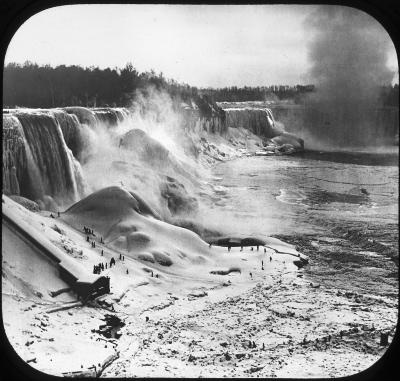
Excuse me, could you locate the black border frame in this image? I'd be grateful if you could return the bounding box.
[0,1,399,381]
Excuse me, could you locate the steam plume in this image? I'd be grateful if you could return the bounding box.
[303,6,396,148]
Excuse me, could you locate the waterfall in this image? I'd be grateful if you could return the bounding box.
[2,106,133,207]
[92,108,131,128]
[64,106,98,127]
[51,109,82,158]
[224,107,283,138]
[3,110,86,206]
[3,115,27,196]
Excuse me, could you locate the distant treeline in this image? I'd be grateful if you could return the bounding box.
[3,62,199,108]
[201,84,399,106]
[201,84,315,103]
[3,62,398,108]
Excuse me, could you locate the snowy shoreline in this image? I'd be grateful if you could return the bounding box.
[2,181,397,377]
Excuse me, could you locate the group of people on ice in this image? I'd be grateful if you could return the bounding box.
[93,257,117,274]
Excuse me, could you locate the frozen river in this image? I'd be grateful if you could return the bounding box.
[208,151,398,237]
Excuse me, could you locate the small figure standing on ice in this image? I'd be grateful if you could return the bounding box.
[249,272,253,279]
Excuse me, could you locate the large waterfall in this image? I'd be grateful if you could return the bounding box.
[2,103,229,210]
[2,107,131,209]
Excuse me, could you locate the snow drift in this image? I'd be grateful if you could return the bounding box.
[62,186,215,269]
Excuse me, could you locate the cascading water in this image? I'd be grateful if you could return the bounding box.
[64,106,98,127]
[3,115,27,196]
[93,108,121,128]
[2,110,87,207]
[50,109,83,158]
[2,106,135,208]
[2,102,229,212]
[223,107,283,138]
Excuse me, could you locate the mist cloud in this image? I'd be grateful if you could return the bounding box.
[303,5,396,148]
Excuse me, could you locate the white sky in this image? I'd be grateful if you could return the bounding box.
[5,4,398,88]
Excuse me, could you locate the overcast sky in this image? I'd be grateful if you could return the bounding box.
[5,4,398,88]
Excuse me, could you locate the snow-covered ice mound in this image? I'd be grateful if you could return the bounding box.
[119,128,196,181]
[62,186,216,269]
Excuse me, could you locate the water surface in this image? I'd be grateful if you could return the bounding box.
[208,151,398,237]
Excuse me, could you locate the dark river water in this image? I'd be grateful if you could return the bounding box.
[206,151,398,237]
